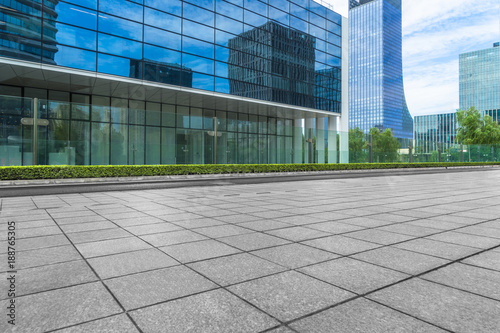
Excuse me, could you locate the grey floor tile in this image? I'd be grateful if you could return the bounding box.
[393,238,479,260]
[462,250,500,271]
[88,248,179,279]
[266,327,295,333]
[300,257,409,294]
[124,222,183,235]
[352,247,450,275]
[266,226,330,242]
[306,221,364,234]
[140,230,207,247]
[272,215,327,226]
[105,265,217,310]
[214,214,262,223]
[0,282,122,333]
[19,225,62,239]
[0,260,96,299]
[376,224,442,237]
[60,221,117,234]
[160,239,241,263]
[0,234,70,254]
[188,253,286,286]
[236,220,292,231]
[66,228,131,244]
[421,263,500,301]
[218,232,290,251]
[130,289,278,333]
[427,231,500,249]
[53,314,139,333]
[9,245,81,270]
[341,216,394,228]
[303,235,381,255]
[76,237,151,258]
[194,225,253,238]
[54,215,108,225]
[456,225,500,239]
[171,217,226,229]
[345,229,415,245]
[368,278,500,333]
[252,243,338,269]
[408,219,466,231]
[291,298,447,333]
[228,271,354,322]
[111,216,166,227]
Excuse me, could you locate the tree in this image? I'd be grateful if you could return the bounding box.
[349,127,367,162]
[369,128,400,162]
[456,107,500,145]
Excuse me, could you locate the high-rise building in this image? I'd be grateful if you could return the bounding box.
[414,113,457,153]
[0,0,348,166]
[459,43,500,122]
[348,0,413,139]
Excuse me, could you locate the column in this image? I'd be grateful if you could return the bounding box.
[293,118,303,164]
[328,116,338,163]
[316,115,325,163]
[304,117,314,163]
[340,15,350,164]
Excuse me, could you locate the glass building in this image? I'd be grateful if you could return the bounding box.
[0,0,348,166]
[414,113,457,153]
[348,0,413,139]
[459,43,500,122]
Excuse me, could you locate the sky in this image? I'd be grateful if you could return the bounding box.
[324,0,500,117]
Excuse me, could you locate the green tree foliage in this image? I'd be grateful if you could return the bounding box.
[369,128,400,162]
[456,107,500,144]
[349,127,367,162]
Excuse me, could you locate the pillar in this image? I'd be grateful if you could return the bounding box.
[293,118,303,164]
[316,116,325,163]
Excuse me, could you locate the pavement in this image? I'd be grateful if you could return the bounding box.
[1,169,500,332]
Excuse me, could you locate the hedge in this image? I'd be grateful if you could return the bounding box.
[0,162,499,181]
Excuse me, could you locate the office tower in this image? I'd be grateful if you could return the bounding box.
[349,0,413,139]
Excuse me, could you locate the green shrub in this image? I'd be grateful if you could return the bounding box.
[0,162,498,181]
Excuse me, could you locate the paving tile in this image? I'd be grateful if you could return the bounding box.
[0,260,96,299]
[111,216,166,227]
[370,213,418,223]
[266,226,330,242]
[408,219,465,231]
[228,271,354,322]
[376,224,442,237]
[352,246,450,275]
[345,229,415,245]
[105,265,217,310]
[303,235,381,255]
[272,215,327,226]
[300,257,409,294]
[140,230,207,247]
[130,289,277,333]
[76,237,151,258]
[393,238,479,260]
[5,245,81,270]
[462,251,500,271]
[188,253,286,286]
[0,282,122,333]
[171,217,226,229]
[194,225,253,238]
[236,220,292,231]
[340,216,394,228]
[124,222,183,235]
[66,228,131,244]
[456,225,500,239]
[218,232,290,251]
[214,214,262,223]
[427,231,500,249]
[306,221,364,234]
[422,263,500,301]
[291,298,447,333]
[0,234,70,254]
[88,249,179,279]
[53,314,139,333]
[54,215,108,225]
[160,239,241,263]
[19,225,62,239]
[252,243,338,269]
[16,219,56,229]
[60,221,118,234]
[266,327,295,333]
[368,278,500,333]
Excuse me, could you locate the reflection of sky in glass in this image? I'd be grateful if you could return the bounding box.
[144,26,181,50]
[99,0,143,22]
[54,46,96,71]
[144,8,181,33]
[145,0,182,16]
[99,14,142,41]
[55,3,97,30]
[62,0,97,10]
[98,33,142,59]
[54,23,96,50]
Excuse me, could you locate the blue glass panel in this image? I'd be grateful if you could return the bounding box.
[215,77,230,93]
[327,44,341,57]
[243,9,266,27]
[144,26,181,50]
[54,45,96,71]
[144,44,181,64]
[98,34,142,59]
[183,3,214,26]
[183,20,214,43]
[290,3,307,20]
[327,9,342,25]
[183,0,214,11]
[215,30,236,48]
[99,0,143,22]
[315,38,326,53]
[54,2,97,30]
[98,53,140,78]
[145,0,182,16]
[144,8,181,33]
[216,15,243,35]
[327,33,341,47]
[223,0,243,6]
[309,23,325,40]
[192,73,214,91]
[215,45,229,62]
[310,12,326,28]
[216,1,243,21]
[99,14,143,41]
[270,0,289,13]
[292,0,308,8]
[325,54,340,67]
[290,16,307,32]
[244,0,267,15]
[62,0,97,10]
[183,54,214,75]
[52,23,96,50]
[308,1,326,17]
[182,36,214,59]
[215,61,228,78]
[328,23,341,36]
[269,7,288,26]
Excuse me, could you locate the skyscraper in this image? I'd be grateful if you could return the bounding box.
[349,0,413,139]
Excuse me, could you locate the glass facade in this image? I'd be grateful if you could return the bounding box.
[414,113,457,153]
[0,0,343,111]
[459,44,500,119]
[348,0,413,139]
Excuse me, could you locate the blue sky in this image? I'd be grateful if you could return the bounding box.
[325,0,500,116]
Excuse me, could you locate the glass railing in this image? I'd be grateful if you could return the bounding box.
[1,95,498,166]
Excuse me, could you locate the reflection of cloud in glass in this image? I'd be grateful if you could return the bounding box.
[144,8,181,33]
[55,23,96,50]
[182,37,214,58]
[56,2,97,30]
[98,34,142,59]
[183,54,214,75]
[99,14,142,41]
[99,0,143,22]
[54,46,96,71]
[183,3,214,26]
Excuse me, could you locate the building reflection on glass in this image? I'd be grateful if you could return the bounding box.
[130,59,193,88]
[315,67,341,112]
[228,22,316,109]
[0,0,59,64]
